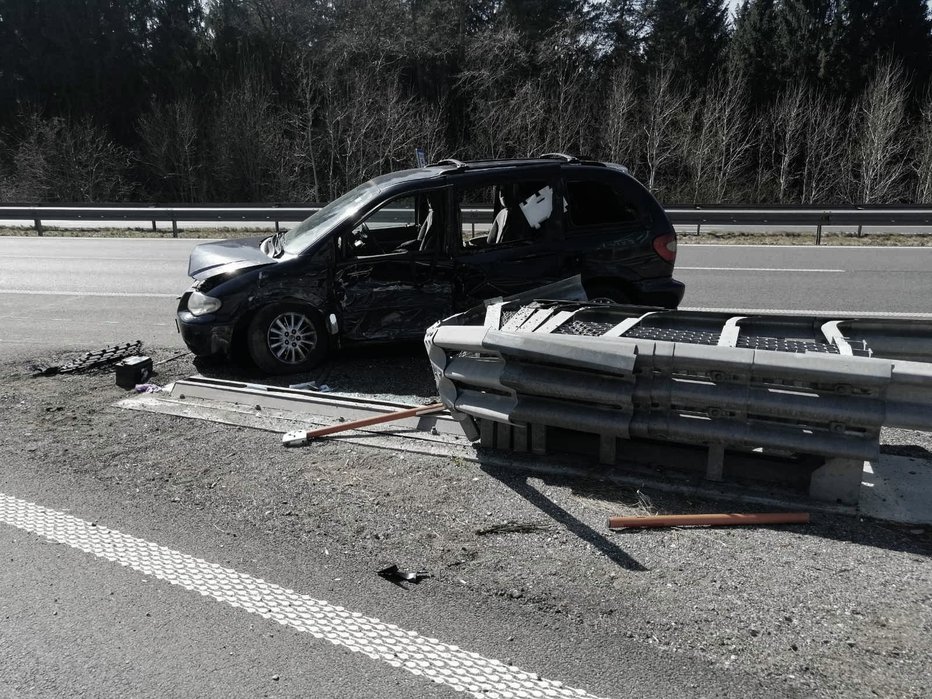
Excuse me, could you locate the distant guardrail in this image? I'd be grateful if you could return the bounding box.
[2,204,932,243]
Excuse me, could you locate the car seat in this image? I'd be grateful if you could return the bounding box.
[487,188,523,245]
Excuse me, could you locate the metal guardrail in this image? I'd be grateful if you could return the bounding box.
[169,376,465,437]
[2,204,932,242]
[424,289,932,505]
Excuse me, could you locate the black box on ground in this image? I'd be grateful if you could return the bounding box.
[115,355,153,389]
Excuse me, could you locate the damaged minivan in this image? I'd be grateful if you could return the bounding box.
[177,155,685,374]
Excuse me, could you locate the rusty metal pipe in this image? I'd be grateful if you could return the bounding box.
[282,403,446,447]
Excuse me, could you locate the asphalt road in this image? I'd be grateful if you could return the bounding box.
[2,235,930,697]
[1,236,931,364]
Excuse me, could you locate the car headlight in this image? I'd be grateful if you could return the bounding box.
[187,291,222,316]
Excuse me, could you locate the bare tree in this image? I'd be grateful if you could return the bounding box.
[912,89,932,203]
[458,24,546,159]
[680,68,753,203]
[601,62,639,169]
[138,98,203,201]
[210,74,288,201]
[800,91,847,205]
[5,111,132,202]
[641,61,687,196]
[769,83,807,203]
[311,57,447,199]
[852,60,909,204]
[536,26,599,156]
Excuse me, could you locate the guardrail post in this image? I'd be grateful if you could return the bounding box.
[151,220,157,232]
[171,218,178,238]
[33,217,43,236]
[275,220,280,233]
[816,223,822,245]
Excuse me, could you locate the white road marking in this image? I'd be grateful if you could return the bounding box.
[0,289,177,298]
[679,266,845,272]
[0,492,601,699]
[681,306,932,319]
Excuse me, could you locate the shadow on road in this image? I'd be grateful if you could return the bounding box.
[479,459,648,572]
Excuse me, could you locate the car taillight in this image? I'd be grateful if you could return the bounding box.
[652,233,677,263]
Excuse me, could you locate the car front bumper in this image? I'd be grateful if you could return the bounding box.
[177,309,236,357]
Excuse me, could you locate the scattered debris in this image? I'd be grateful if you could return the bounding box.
[288,381,332,392]
[608,512,810,530]
[289,381,318,390]
[134,383,163,393]
[282,402,446,447]
[378,565,431,585]
[32,341,143,377]
[476,521,551,536]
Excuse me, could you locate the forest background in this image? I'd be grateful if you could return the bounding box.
[2,0,932,206]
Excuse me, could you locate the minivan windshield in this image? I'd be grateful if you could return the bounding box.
[281,181,381,255]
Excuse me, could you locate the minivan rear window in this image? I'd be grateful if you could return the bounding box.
[565,180,640,228]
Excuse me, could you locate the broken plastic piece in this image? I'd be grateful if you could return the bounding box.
[378,565,431,585]
[289,381,320,391]
[134,383,163,393]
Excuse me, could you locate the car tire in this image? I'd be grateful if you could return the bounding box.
[584,282,631,305]
[247,303,327,375]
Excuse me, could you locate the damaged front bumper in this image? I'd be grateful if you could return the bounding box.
[177,307,236,358]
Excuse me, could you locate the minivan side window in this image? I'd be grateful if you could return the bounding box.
[564,179,640,229]
[344,191,443,257]
[458,180,552,251]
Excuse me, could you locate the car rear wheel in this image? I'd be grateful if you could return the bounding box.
[247,304,327,374]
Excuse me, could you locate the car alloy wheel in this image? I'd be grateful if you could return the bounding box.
[267,311,318,365]
[247,303,327,374]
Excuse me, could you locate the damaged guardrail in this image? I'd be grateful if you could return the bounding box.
[425,289,932,506]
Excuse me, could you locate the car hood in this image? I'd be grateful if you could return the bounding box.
[187,236,275,280]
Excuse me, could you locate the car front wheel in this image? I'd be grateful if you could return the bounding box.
[247,303,327,374]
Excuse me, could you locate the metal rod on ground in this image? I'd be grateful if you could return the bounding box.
[282,402,446,447]
[607,512,810,529]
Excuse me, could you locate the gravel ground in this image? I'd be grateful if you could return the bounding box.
[2,345,931,697]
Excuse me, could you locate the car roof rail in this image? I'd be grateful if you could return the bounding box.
[540,152,606,167]
[430,158,468,171]
[539,152,579,163]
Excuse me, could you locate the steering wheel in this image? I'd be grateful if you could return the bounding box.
[353,224,370,249]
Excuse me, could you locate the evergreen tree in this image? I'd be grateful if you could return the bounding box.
[643,0,730,88]
[729,0,781,106]
[827,0,932,98]
[589,0,647,62]
[149,0,207,100]
[500,0,585,44]
[0,0,153,139]
[773,0,836,89]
